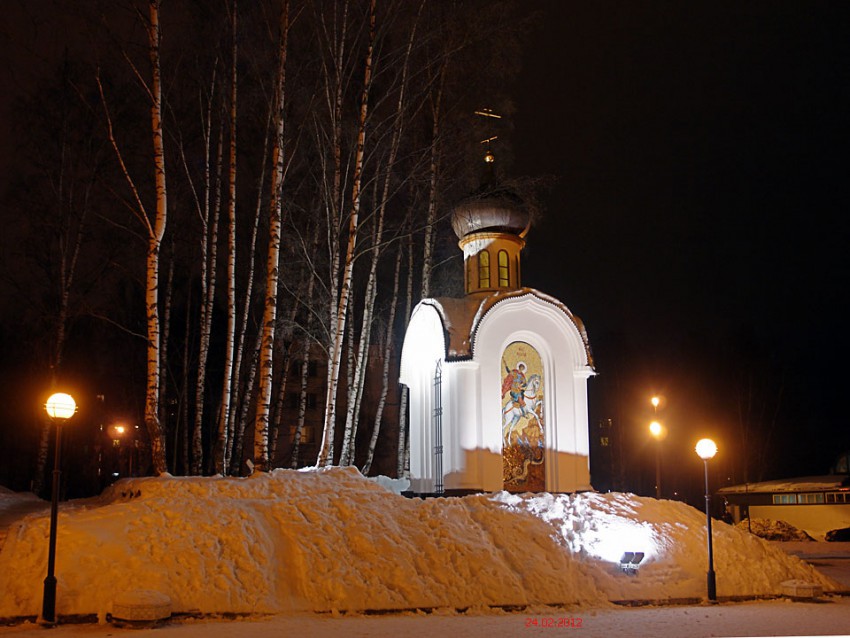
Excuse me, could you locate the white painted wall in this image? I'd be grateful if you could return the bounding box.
[400,293,594,493]
[474,295,594,492]
[399,304,444,493]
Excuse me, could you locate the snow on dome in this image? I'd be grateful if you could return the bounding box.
[0,468,840,620]
[451,188,530,240]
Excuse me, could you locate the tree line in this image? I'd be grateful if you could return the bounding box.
[0,0,529,492]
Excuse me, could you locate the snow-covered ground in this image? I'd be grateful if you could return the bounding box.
[1,599,850,638]
[1,468,848,637]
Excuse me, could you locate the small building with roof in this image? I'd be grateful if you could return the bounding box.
[399,185,595,495]
[719,453,850,539]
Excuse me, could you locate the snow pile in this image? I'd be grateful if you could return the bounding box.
[0,468,839,620]
[494,492,835,601]
[736,518,815,542]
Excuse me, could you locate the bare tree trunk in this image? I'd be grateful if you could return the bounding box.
[290,337,312,469]
[362,243,403,475]
[32,118,93,493]
[269,302,300,466]
[144,0,168,474]
[233,327,263,474]
[338,184,381,466]
[397,233,414,477]
[317,0,376,467]
[338,313,357,465]
[290,222,321,469]
[342,9,418,467]
[159,246,175,469]
[312,0,349,467]
[225,104,272,472]
[192,85,224,476]
[180,303,191,474]
[216,0,239,475]
[33,225,86,492]
[420,61,446,299]
[96,0,168,474]
[253,0,290,471]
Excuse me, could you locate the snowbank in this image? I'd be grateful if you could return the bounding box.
[0,468,839,619]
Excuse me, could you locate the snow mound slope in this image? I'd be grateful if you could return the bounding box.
[0,467,839,618]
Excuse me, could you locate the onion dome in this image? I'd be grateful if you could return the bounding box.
[451,185,530,241]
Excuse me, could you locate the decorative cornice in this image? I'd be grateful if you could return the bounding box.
[423,289,594,368]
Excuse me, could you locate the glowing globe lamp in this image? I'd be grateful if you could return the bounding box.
[41,392,76,625]
[695,438,717,460]
[45,393,76,420]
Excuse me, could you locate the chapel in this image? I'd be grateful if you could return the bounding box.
[399,179,595,495]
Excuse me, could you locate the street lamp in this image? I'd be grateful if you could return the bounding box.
[649,421,665,498]
[695,437,718,602]
[42,392,76,625]
[108,423,127,447]
[108,423,127,480]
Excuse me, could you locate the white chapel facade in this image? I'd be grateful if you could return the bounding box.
[399,188,595,495]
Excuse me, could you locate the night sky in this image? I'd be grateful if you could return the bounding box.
[513,2,850,486]
[1,2,849,494]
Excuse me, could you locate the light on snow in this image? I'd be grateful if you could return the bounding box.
[580,517,659,564]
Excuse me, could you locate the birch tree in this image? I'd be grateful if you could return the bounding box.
[142,0,169,475]
[215,0,239,476]
[6,0,529,483]
[289,220,322,468]
[316,0,377,467]
[361,242,404,474]
[253,0,291,471]
[185,108,224,475]
[96,0,169,474]
[397,233,414,477]
[225,101,272,474]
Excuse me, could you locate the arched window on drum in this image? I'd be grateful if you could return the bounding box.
[478,250,490,289]
[498,250,509,287]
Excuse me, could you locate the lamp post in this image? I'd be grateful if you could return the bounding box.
[695,437,718,602]
[649,397,663,498]
[649,420,664,498]
[42,392,76,625]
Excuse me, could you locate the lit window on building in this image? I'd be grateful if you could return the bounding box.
[498,250,509,287]
[478,250,490,288]
[290,425,314,444]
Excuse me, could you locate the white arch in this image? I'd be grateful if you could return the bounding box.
[400,292,594,494]
[474,294,594,491]
[399,303,446,493]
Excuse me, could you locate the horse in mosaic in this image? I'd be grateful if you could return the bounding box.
[502,373,543,443]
